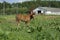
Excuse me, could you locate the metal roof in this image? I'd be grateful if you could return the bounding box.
[37,7,60,12]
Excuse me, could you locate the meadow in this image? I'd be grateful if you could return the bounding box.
[0,15,60,40]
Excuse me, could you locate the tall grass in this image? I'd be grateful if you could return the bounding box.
[0,15,60,40]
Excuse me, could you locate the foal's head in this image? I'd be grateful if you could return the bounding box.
[28,11,35,19]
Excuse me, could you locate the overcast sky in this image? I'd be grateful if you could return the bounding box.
[0,0,31,3]
[0,0,60,3]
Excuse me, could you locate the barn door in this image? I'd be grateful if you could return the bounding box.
[38,10,41,14]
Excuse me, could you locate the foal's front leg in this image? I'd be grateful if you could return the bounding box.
[25,21,30,27]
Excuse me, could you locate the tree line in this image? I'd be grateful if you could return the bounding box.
[0,0,60,15]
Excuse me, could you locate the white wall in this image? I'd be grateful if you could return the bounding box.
[45,11,60,15]
[45,11,51,14]
[51,12,60,15]
[40,11,43,13]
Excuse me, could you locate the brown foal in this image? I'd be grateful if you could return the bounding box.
[16,11,35,26]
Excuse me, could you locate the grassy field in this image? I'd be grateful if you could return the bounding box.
[0,15,60,40]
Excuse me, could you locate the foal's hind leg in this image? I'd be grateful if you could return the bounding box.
[16,20,21,30]
[16,20,20,26]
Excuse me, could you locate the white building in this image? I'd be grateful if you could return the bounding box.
[33,7,60,15]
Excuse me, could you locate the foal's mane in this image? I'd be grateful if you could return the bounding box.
[28,11,35,19]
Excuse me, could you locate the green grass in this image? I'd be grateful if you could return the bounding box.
[0,15,60,40]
